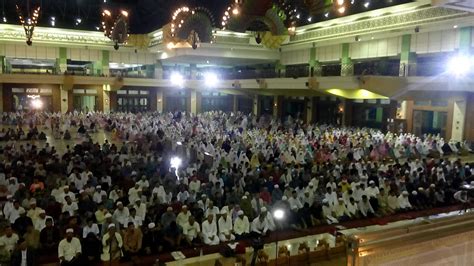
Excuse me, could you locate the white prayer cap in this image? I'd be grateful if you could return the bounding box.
[430,184,436,188]
[369,180,375,184]
[237,210,244,215]
[282,196,288,201]
[242,196,247,200]
[19,208,26,215]
[167,207,173,211]
[131,171,137,176]
[39,209,46,214]
[96,185,101,189]
[148,223,156,229]
[108,224,116,229]
[105,213,112,218]
[261,207,267,212]
[182,205,188,209]
[338,198,344,201]
[274,184,279,189]
[63,185,69,189]
[79,189,85,194]
[418,187,424,191]
[116,201,123,206]
[412,191,418,196]
[66,228,74,234]
[201,194,207,198]
[402,191,409,196]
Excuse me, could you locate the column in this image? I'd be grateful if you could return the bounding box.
[451,99,467,141]
[190,90,201,114]
[341,43,353,77]
[154,61,163,79]
[253,95,260,116]
[0,84,3,112]
[309,46,322,77]
[342,99,353,127]
[272,96,280,117]
[399,34,417,77]
[102,85,111,114]
[58,47,68,74]
[101,50,110,77]
[275,60,286,78]
[0,56,4,74]
[157,90,164,112]
[233,95,238,113]
[306,98,313,124]
[60,86,68,113]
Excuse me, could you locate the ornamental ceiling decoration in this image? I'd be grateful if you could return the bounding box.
[164,6,216,50]
[16,0,41,46]
[101,8,129,50]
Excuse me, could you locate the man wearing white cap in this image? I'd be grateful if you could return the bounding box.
[176,205,191,229]
[233,210,250,239]
[62,196,79,216]
[58,228,82,265]
[182,216,201,246]
[112,202,130,227]
[251,211,270,237]
[93,186,107,204]
[128,184,141,205]
[34,209,53,232]
[201,214,219,245]
[218,209,235,242]
[398,191,412,211]
[7,200,25,224]
[101,224,122,264]
[27,198,44,224]
[322,199,338,224]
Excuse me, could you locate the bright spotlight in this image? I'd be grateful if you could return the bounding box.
[447,56,472,77]
[170,156,182,178]
[31,99,43,109]
[204,72,218,87]
[273,209,285,220]
[364,2,370,8]
[121,10,129,17]
[232,8,239,15]
[170,72,184,87]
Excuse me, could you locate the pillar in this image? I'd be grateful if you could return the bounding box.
[275,60,286,78]
[399,34,417,77]
[233,95,238,113]
[0,56,4,74]
[253,95,260,116]
[154,61,164,79]
[155,90,164,112]
[309,46,322,77]
[190,90,201,114]
[342,99,353,127]
[101,51,110,77]
[102,85,111,114]
[58,47,68,74]
[0,84,3,112]
[451,99,467,141]
[306,98,313,124]
[60,86,68,113]
[341,43,353,77]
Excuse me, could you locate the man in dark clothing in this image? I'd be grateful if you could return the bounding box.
[11,238,36,266]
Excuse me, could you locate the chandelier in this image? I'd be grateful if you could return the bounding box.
[101,9,129,50]
[16,0,41,46]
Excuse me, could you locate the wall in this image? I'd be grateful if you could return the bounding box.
[464,93,474,142]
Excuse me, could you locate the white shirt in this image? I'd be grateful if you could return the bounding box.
[62,202,78,216]
[288,197,303,210]
[113,207,130,226]
[182,222,200,240]
[251,217,269,234]
[218,216,233,235]
[34,215,53,232]
[7,207,24,224]
[0,233,19,254]
[233,216,250,235]
[398,195,412,209]
[176,211,191,228]
[201,220,218,238]
[358,200,375,216]
[82,224,100,238]
[58,237,82,262]
[93,190,107,204]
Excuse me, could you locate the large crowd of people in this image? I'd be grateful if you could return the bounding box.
[0,110,472,266]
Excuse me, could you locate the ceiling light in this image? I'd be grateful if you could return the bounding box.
[338,7,346,14]
[307,17,312,22]
[2,17,6,23]
[324,12,329,18]
[121,10,128,17]
[170,72,184,87]
[447,55,472,77]
[364,2,370,8]
[453,25,458,28]
[232,8,239,15]
[204,72,218,87]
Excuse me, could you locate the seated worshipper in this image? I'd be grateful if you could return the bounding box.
[322,198,339,224]
[201,214,220,245]
[62,196,79,216]
[204,200,220,220]
[176,205,191,229]
[82,218,100,239]
[82,232,101,263]
[58,228,82,266]
[251,211,271,237]
[398,191,412,211]
[13,208,33,237]
[92,186,107,204]
[233,210,250,239]
[163,221,183,250]
[143,223,163,255]
[387,190,400,212]
[161,206,177,229]
[333,198,351,222]
[0,225,19,264]
[128,208,143,228]
[123,222,143,260]
[358,195,375,218]
[346,197,359,219]
[34,209,53,232]
[10,237,35,266]
[112,202,130,228]
[37,218,58,252]
[218,209,235,242]
[24,224,40,250]
[101,224,123,265]
[182,216,201,246]
[6,200,25,225]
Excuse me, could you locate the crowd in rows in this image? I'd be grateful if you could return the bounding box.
[0,111,471,266]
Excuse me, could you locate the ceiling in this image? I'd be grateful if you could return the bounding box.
[1,0,415,34]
